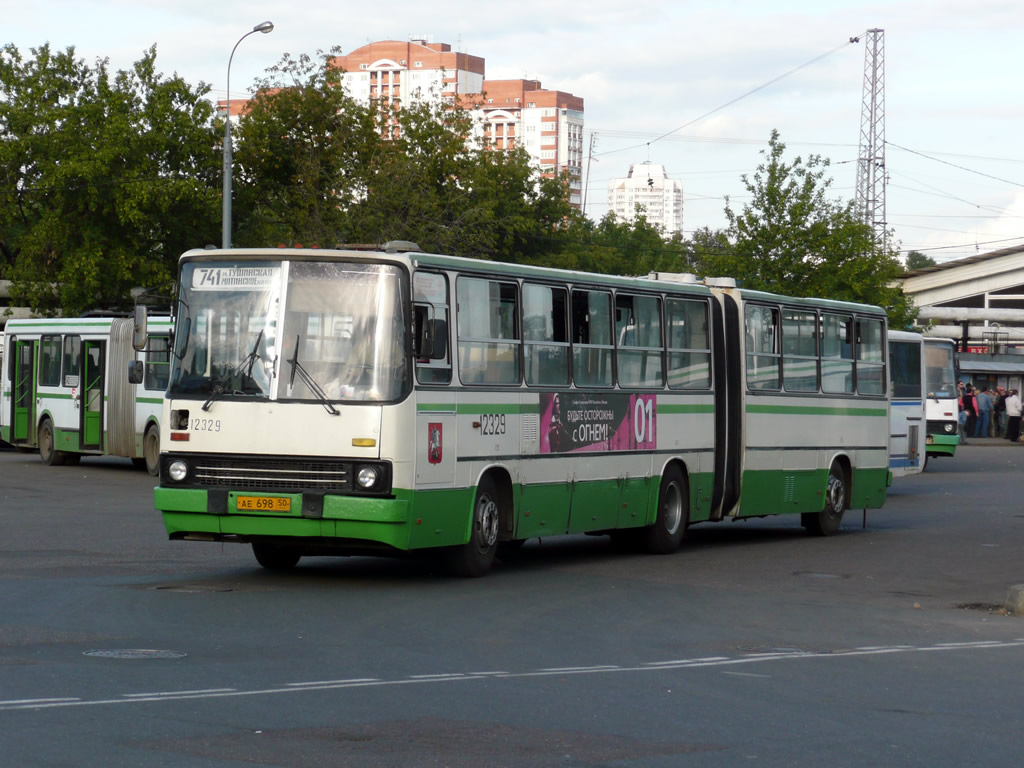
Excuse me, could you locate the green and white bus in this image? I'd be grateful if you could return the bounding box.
[923,336,959,460]
[1,316,171,474]
[143,246,891,575]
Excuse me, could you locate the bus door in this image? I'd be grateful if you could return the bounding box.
[80,340,105,450]
[12,339,37,444]
[707,292,743,520]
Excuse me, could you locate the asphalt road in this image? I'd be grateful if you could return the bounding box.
[1,441,1023,767]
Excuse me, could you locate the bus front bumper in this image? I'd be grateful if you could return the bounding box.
[154,486,473,551]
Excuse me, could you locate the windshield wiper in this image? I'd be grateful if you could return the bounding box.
[201,330,269,412]
[286,334,339,416]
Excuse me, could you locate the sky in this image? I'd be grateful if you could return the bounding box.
[5,0,1023,263]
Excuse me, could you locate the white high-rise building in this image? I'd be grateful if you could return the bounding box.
[608,163,683,237]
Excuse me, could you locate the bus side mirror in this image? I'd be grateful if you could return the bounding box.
[414,307,448,360]
[128,360,144,384]
[428,319,448,360]
[132,306,148,352]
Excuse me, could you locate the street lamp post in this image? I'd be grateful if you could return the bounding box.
[222,21,274,250]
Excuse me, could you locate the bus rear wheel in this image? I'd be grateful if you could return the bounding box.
[643,466,688,554]
[38,419,66,466]
[446,476,501,577]
[252,542,301,570]
[803,462,847,536]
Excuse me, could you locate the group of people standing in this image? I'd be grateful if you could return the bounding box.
[958,382,1023,443]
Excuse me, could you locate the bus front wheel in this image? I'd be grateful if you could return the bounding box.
[643,466,688,554]
[803,463,847,536]
[143,425,160,477]
[38,419,66,466]
[446,476,501,577]
[252,542,301,570]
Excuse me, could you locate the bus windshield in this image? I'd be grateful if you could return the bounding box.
[924,342,956,398]
[170,260,409,403]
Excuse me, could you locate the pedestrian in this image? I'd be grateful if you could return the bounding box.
[957,383,970,445]
[961,384,978,439]
[993,385,1007,437]
[974,386,992,438]
[1006,389,1022,443]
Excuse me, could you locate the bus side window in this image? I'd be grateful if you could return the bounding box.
[39,335,61,387]
[571,289,613,388]
[666,298,711,389]
[456,277,521,386]
[145,335,170,391]
[745,305,780,391]
[413,271,452,385]
[523,283,569,387]
[821,313,854,394]
[62,335,81,388]
[856,317,885,395]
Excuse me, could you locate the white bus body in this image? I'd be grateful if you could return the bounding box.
[0,316,170,473]
[887,330,926,476]
[923,337,959,459]
[152,248,891,575]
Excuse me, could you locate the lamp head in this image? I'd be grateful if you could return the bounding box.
[254,21,274,34]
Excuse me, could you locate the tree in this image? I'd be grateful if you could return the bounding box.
[233,52,577,261]
[905,250,937,270]
[0,44,220,314]
[231,49,379,248]
[699,130,913,326]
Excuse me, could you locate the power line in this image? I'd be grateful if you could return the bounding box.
[887,141,1024,188]
[592,36,859,159]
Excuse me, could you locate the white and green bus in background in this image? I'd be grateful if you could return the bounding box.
[923,336,959,460]
[887,330,926,477]
[141,246,891,576]
[0,316,171,474]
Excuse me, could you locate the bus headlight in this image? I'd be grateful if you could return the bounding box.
[356,466,380,489]
[168,460,189,482]
[944,423,954,433]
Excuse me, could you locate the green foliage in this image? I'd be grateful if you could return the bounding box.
[905,250,937,270]
[232,52,578,262]
[0,43,220,315]
[697,130,914,327]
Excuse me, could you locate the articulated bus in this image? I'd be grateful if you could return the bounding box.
[143,247,891,576]
[0,316,171,474]
[887,331,926,477]
[923,336,959,460]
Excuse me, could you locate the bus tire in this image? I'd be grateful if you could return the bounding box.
[804,462,847,536]
[143,425,160,477]
[446,476,501,577]
[643,465,688,554]
[252,542,301,570]
[38,419,66,466]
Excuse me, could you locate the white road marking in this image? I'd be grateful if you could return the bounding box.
[2,639,1022,712]
[0,698,80,706]
[123,689,236,698]
[286,678,380,687]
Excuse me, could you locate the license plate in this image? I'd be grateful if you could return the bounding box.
[236,495,291,512]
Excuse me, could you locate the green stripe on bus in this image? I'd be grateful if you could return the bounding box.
[658,403,714,414]
[457,403,524,415]
[136,397,163,404]
[746,404,887,417]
